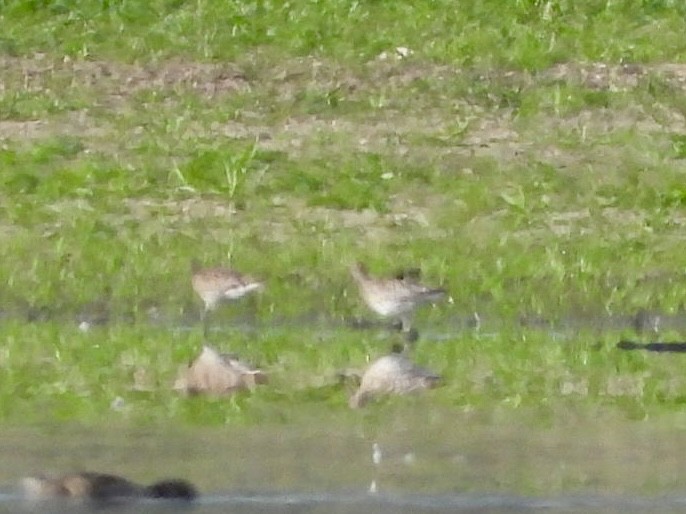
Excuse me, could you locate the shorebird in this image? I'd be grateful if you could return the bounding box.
[349,347,441,408]
[21,472,197,502]
[191,260,264,336]
[174,345,268,396]
[350,262,446,340]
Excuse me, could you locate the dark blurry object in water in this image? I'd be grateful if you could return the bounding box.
[518,313,552,330]
[349,350,441,409]
[75,285,112,331]
[174,345,268,396]
[26,304,52,322]
[404,327,420,344]
[616,340,686,353]
[21,471,197,502]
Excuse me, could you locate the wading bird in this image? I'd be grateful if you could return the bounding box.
[191,260,264,337]
[350,262,446,342]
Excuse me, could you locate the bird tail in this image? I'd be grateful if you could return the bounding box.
[225,281,264,299]
[144,479,197,501]
[423,374,442,389]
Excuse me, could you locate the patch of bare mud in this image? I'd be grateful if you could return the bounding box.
[368,60,454,88]
[0,110,109,146]
[215,61,685,167]
[0,55,249,99]
[265,57,364,104]
[543,62,646,91]
[124,197,237,223]
[4,56,686,185]
[123,194,437,244]
[548,103,684,135]
[545,209,592,237]
[287,201,393,242]
[653,63,686,85]
[0,120,48,140]
[366,59,686,93]
[262,61,686,166]
[544,62,686,91]
[121,60,249,96]
[4,55,686,106]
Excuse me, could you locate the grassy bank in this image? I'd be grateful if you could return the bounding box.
[1,0,686,426]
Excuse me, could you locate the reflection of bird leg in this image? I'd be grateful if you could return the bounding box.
[399,314,419,347]
[201,310,210,339]
[399,314,412,333]
[404,328,419,346]
[246,292,260,324]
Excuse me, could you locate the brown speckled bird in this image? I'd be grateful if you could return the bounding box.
[350,262,446,340]
[191,260,264,336]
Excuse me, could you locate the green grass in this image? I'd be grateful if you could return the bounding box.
[3,0,686,65]
[2,0,686,429]
[2,322,686,427]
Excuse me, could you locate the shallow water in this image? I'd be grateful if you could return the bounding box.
[6,491,686,514]
[3,297,681,340]
[1,409,686,514]
[3,303,686,513]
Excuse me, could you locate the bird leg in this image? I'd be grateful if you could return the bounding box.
[201,309,210,339]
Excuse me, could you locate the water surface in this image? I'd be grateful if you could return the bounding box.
[1,408,685,513]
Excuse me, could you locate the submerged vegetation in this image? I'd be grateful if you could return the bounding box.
[1,0,686,430]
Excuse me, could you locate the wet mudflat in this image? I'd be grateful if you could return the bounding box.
[0,407,685,514]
